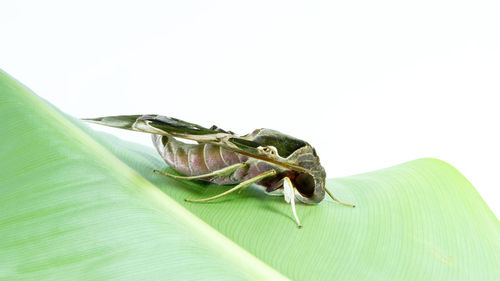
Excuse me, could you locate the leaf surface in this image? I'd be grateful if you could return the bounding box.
[1,70,499,280]
[0,70,287,281]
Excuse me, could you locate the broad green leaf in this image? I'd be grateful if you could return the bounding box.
[0,70,287,281]
[1,69,499,280]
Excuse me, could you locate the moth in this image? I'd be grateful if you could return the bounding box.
[84,114,354,227]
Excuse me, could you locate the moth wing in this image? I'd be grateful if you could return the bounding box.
[84,114,218,136]
[83,114,260,153]
[83,114,306,171]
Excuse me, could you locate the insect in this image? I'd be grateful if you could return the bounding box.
[83,114,354,227]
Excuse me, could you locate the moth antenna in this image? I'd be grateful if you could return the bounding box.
[324,186,355,208]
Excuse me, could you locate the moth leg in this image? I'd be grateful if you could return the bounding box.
[283,177,302,228]
[324,186,355,207]
[185,170,277,203]
[154,163,246,180]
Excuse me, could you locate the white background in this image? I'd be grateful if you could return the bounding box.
[1,1,498,218]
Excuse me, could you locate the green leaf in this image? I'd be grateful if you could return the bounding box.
[1,69,499,280]
[0,70,287,281]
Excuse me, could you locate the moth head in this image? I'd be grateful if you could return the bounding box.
[229,129,327,204]
[285,145,326,204]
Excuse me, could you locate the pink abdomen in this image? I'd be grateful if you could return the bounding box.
[152,135,250,183]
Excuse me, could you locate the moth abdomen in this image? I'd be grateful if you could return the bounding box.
[152,135,252,184]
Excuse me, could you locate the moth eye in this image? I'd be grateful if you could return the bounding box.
[295,173,315,197]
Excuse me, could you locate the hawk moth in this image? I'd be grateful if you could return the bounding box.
[84,114,354,227]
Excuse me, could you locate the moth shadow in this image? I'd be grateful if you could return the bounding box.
[152,177,296,223]
[244,186,294,222]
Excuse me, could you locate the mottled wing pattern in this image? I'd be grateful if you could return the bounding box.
[84,114,263,156]
[83,114,309,172]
